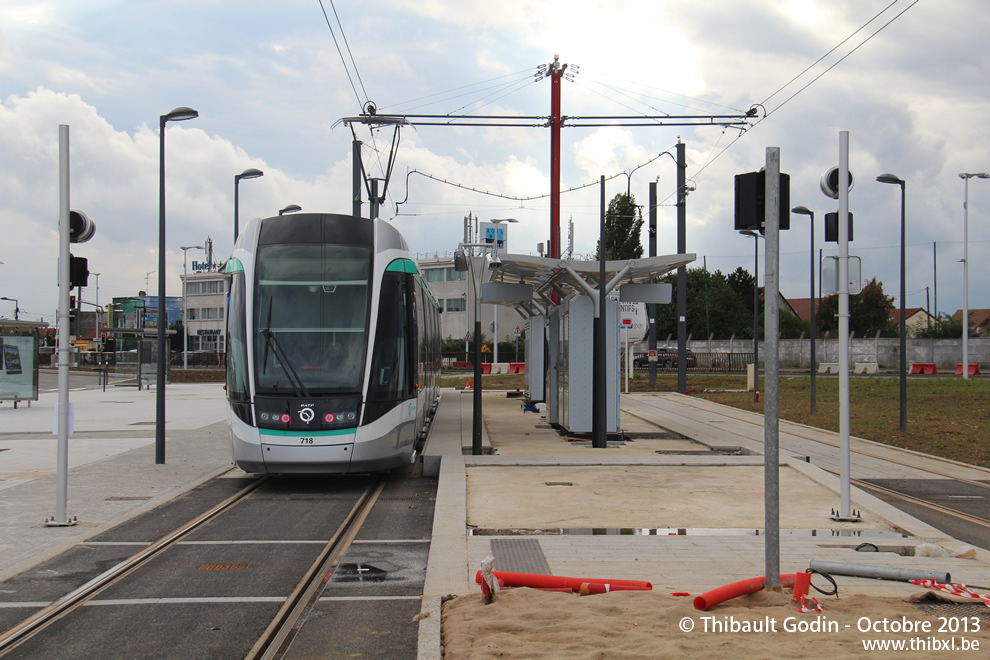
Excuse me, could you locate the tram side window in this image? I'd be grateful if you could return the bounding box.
[226,265,251,422]
[367,272,414,404]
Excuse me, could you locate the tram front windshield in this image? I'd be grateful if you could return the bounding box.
[254,244,370,394]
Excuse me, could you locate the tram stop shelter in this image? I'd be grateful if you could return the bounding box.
[0,319,48,408]
[478,253,694,434]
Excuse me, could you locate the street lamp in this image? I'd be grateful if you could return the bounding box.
[1,296,18,320]
[234,168,264,242]
[791,206,817,413]
[180,245,205,369]
[158,105,198,465]
[740,230,764,403]
[877,173,907,431]
[279,204,302,216]
[488,217,517,363]
[455,241,491,456]
[959,172,989,379]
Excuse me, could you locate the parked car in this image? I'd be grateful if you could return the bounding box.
[633,347,696,369]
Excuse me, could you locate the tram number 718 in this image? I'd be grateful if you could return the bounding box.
[300,438,314,444]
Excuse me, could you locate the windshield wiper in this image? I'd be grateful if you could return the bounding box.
[260,301,310,399]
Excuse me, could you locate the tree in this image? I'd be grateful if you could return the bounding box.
[594,193,643,260]
[653,267,754,340]
[818,278,895,338]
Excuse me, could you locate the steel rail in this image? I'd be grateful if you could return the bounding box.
[246,476,387,660]
[0,474,268,655]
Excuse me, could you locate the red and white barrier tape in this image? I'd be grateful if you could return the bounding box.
[910,579,990,607]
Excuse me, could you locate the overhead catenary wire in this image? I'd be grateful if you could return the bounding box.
[670,0,919,197]
[318,0,367,112]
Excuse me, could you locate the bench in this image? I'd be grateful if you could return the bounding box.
[955,363,982,376]
[854,362,879,374]
[818,363,840,374]
[911,363,937,375]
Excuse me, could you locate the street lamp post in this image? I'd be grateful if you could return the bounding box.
[791,206,817,413]
[959,172,989,380]
[0,297,18,320]
[180,245,205,369]
[455,242,491,456]
[740,230,763,403]
[158,106,198,465]
[488,218,517,363]
[877,173,907,431]
[234,168,264,242]
[279,204,302,216]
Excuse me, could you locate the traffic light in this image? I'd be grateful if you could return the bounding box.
[734,170,791,233]
[825,212,854,243]
[69,255,89,288]
[69,294,77,310]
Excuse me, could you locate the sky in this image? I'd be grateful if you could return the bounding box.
[2,0,989,330]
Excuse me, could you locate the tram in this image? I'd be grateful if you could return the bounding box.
[225,212,442,473]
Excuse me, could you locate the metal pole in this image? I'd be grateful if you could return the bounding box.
[648,181,657,389]
[593,174,607,449]
[837,131,852,518]
[471,254,483,456]
[962,177,970,379]
[182,252,189,370]
[156,114,167,465]
[764,146,781,588]
[899,182,907,430]
[753,235,759,403]
[810,213,817,414]
[370,178,379,220]
[353,138,362,221]
[676,140,687,394]
[54,124,72,525]
[233,178,240,243]
[933,242,938,323]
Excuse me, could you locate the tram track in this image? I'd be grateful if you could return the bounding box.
[0,474,269,655]
[0,472,420,659]
[631,395,990,489]
[247,476,386,659]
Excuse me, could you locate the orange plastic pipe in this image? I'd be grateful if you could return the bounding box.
[693,574,797,611]
[474,570,652,591]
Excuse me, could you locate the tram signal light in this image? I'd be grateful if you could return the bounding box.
[69,255,89,288]
[69,210,96,243]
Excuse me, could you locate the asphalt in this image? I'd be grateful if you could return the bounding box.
[3,380,990,660]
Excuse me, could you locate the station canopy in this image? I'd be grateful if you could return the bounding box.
[477,253,696,317]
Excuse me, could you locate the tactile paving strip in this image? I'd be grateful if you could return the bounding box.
[489,538,552,575]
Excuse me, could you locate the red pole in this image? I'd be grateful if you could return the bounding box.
[550,55,564,260]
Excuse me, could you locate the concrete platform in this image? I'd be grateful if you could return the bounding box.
[418,390,990,659]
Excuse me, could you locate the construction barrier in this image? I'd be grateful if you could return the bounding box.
[509,362,525,374]
[911,362,937,375]
[956,363,982,376]
[481,363,491,374]
[854,362,879,374]
[818,362,840,374]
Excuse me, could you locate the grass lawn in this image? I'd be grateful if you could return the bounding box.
[442,371,990,468]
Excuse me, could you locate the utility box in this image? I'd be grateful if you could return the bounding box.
[525,314,545,402]
[557,294,619,434]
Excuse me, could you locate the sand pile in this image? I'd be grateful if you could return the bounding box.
[442,587,990,658]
